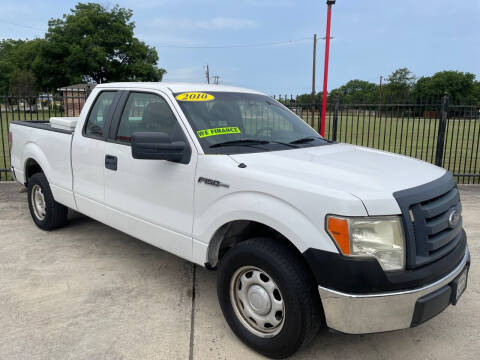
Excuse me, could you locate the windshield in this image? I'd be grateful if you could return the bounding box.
[174,91,330,154]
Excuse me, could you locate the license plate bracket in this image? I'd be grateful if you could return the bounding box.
[451,267,468,305]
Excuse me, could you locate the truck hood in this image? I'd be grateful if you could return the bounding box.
[229,143,446,215]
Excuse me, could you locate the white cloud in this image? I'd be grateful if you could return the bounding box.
[137,33,199,46]
[208,17,257,30]
[119,0,168,9]
[122,0,292,9]
[239,0,294,7]
[151,17,257,31]
[163,66,205,82]
[0,3,37,16]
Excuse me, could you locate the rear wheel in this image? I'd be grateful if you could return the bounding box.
[217,238,322,359]
[27,173,68,230]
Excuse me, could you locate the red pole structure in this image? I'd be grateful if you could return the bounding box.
[320,1,335,137]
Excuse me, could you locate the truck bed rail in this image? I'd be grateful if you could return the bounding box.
[10,121,73,135]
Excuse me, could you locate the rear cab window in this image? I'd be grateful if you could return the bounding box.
[84,91,117,139]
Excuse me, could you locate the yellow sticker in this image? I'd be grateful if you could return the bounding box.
[197,127,241,138]
[176,92,215,102]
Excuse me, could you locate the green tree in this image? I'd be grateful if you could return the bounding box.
[0,39,45,95]
[473,81,480,102]
[292,92,324,106]
[37,2,166,89]
[9,69,37,97]
[411,71,478,104]
[383,67,416,102]
[10,39,44,73]
[0,40,24,94]
[328,79,379,103]
[295,93,311,105]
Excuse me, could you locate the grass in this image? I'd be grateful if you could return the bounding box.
[1,110,479,183]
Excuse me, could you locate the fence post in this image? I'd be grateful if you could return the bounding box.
[332,95,339,141]
[435,94,449,167]
[0,104,5,181]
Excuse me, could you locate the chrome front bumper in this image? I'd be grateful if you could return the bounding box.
[318,247,469,334]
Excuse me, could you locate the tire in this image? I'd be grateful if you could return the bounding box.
[217,238,322,359]
[27,172,68,230]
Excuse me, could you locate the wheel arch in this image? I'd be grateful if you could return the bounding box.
[22,142,51,185]
[206,220,309,269]
[197,191,338,268]
[24,157,44,184]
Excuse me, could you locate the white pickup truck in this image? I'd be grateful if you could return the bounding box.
[9,83,469,358]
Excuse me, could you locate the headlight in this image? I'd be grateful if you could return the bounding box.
[326,215,405,271]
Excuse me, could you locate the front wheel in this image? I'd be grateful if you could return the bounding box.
[217,238,322,359]
[27,173,68,230]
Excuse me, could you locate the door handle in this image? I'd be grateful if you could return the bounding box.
[105,155,118,171]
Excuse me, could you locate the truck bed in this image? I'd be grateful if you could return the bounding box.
[10,120,76,208]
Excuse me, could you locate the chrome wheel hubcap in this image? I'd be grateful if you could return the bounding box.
[31,185,46,221]
[230,266,285,338]
[248,285,271,315]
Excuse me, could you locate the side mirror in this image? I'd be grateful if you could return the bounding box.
[131,132,189,164]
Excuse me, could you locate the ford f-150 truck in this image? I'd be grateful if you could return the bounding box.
[9,83,470,358]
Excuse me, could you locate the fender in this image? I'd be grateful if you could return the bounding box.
[194,191,340,265]
[23,142,52,184]
[22,141,76,209]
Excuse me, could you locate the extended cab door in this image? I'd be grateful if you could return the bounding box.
[102,90,197,260]
[72,90,120,219]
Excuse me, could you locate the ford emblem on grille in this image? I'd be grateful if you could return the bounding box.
[448,209,460,228]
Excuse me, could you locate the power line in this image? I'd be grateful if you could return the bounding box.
[0,18,47,32]
[155,37,312,49]
[0,21,315,50]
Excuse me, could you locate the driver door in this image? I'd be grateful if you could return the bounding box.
[103,91,197,260]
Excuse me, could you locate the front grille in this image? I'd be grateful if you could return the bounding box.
[393,172,463,269]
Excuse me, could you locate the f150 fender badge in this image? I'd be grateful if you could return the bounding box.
[198,177,230,188]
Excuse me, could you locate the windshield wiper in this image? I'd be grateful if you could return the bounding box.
[210,139,298,149]
[289,136,323,144]
[210,139,270,148]
[269,140,298,148]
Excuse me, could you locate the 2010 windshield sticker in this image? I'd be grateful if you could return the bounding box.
[197,127,241,138]
[176,92,215,102]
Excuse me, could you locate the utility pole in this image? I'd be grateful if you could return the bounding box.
[205,65,210,84]
[212,75,220,85]
[320,0,336,137]
[312,33,317,104]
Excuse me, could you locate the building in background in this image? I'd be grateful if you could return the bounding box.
[57,84,96,116]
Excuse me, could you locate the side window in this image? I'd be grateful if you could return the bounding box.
[85,91,117,138]
[116,92,184,143]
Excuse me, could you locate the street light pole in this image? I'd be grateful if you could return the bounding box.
[312,34,317,104]
[320,0,335,137]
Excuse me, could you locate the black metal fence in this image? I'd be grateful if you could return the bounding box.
[276,94,480,184]
[1,91,479,183]
[0,90,89,181]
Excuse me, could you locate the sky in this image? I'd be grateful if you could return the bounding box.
[0,0,479,95]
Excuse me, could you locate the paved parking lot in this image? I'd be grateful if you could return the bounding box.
[0,182,479,360]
